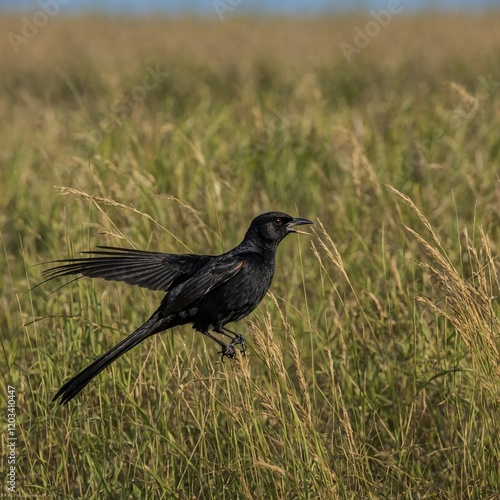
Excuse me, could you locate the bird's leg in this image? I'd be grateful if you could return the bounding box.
[200,330,236,362]
[222,327,246,356]
[217,329,237,342]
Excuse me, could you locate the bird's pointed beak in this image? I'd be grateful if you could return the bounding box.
[286,217,314,234]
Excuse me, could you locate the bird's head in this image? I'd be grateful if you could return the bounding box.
[244,211,314,246]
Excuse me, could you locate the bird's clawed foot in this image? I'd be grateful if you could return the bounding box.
[208,327,247,361]
[218,335,246,362]
[218,343,237,362]
[229,334,246,357]
[221,327,246,357]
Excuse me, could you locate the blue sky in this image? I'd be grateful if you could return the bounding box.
[1,0,499,14]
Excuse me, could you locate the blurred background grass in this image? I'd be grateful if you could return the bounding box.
[1,13,500,498]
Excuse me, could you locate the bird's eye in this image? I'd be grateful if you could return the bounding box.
[274,218,283,226]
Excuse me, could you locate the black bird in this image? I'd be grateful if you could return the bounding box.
[44,211,313,404]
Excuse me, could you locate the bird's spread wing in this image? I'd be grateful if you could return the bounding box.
[163,257,244,313]
[41,246,212,292]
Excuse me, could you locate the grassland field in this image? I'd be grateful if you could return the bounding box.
[1,12,500,499]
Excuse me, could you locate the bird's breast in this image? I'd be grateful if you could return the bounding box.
[192,254,275,329]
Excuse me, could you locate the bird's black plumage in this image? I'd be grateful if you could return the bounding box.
[44,211,313,404]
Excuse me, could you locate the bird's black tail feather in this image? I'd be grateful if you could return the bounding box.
[53,314,168,405]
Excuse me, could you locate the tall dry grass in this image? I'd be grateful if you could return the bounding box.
[1,13,500,498]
